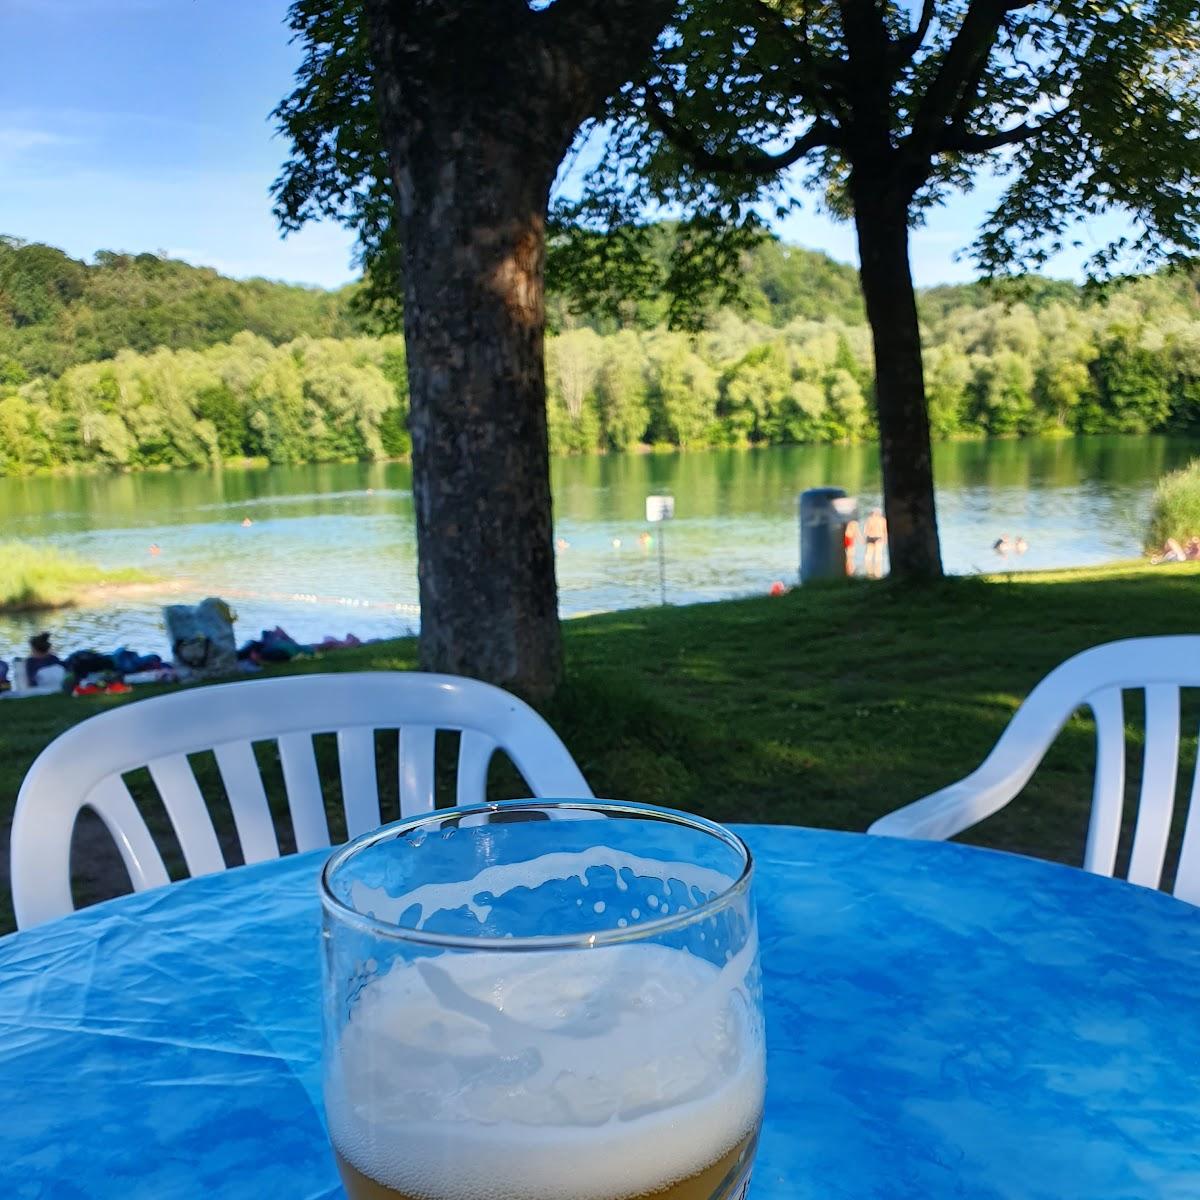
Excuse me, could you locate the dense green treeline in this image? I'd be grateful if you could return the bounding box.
[0,333,410,472]
[2,232,1199,474]
[3,279,1200,474]
[553,277,1200,451]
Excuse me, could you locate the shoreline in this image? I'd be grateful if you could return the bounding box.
[0,577,188,617]
[0,426,1152,482]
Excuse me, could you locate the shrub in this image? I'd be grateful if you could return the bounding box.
[1146,459,1200,550]
[0,541,152,612]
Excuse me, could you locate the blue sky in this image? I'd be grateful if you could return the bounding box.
[0,0,1123,289]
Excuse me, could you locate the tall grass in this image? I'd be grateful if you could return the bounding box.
[1146,460,1200,550]
[0,541,153,612]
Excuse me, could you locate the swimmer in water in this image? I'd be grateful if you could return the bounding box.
[241,517,253,528]
[148,543,161,556]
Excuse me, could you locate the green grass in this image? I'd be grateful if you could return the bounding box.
[0,541,154,612]
[1147,458,1200,549]
[1,559,1197,934]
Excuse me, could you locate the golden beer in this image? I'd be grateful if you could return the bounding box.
[326,944,764,1200]
[334,1129,759,1200]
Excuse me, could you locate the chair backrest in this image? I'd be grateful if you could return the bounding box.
[10,672,593,929]
[868,637,1200,901]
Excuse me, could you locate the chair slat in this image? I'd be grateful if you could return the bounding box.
[1127,684,1181,889]
[456,731,495,808]
[337,727,381,838]
[1083,689,1125,877]
[277,733,330,852]
[1173,727,1200,905]
[147,754,226,877]
[213,741,279,864]
[88,775,172,893]
[399,726,437,816]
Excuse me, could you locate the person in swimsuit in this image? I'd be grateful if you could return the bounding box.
[843,518,860,577]
[864,508,887,579]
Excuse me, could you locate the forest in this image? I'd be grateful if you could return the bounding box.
[1,233,1198,475]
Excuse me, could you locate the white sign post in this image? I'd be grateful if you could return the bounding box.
[645,494,675,605]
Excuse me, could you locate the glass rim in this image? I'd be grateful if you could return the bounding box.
[319,798,754,952]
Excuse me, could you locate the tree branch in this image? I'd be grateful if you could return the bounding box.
[644,86,837,177]
[939,107,1067,152]
[542,0,675,55]
[893,0,938,65]
[904,0,1035,163]
[537,0,679,122]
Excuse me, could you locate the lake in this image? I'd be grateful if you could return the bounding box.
[1,434,1194,662]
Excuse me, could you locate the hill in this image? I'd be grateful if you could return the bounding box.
[0,232,877,381]
[0,237,364,380]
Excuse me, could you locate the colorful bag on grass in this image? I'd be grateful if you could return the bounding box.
[163,597,238,681]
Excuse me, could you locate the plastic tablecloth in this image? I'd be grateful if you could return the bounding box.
[4,826,1200,1199]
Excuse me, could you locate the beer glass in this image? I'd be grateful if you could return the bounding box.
[321,800,765,1200]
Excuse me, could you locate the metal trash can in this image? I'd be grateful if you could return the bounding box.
[798,487,859,583]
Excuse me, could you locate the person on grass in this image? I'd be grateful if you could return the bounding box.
[1150,537,1195,564]
[25,632,64,687]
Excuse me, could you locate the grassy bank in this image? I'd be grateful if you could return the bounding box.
[0,541,154,612]
[1,560,1197,934]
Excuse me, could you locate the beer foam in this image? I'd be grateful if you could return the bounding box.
[347,845,738,935]
[326,940,764,1200]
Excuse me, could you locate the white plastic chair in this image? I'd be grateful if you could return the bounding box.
[868,637,1200,903]
[10,672,593,929]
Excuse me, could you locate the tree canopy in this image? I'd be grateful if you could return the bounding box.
[573,0,1200,278]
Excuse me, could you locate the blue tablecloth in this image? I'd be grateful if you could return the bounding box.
[3,826,1200,1199]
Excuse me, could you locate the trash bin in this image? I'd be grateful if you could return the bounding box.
[798,487,859,583]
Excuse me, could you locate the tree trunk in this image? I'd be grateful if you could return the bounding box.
[397,134,564,700]
[364,11,571,701]
[363,1,674,701]
[853,184,945,581]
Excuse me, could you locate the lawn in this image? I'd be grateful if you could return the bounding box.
[1,560,1197,934]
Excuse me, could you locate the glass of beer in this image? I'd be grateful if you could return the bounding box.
[321,799,766,1200]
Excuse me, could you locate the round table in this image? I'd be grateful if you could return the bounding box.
[3,826,1200,1199]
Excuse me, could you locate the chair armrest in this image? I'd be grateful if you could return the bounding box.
[867,765,1023,840]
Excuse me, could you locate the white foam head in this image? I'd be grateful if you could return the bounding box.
[326,893,764,1200]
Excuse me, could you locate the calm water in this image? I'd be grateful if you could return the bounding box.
[0,435,1194,661]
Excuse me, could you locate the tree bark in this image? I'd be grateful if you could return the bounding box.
[852,179,945,581]
[399,144,562,698]
[364,0,672,700]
